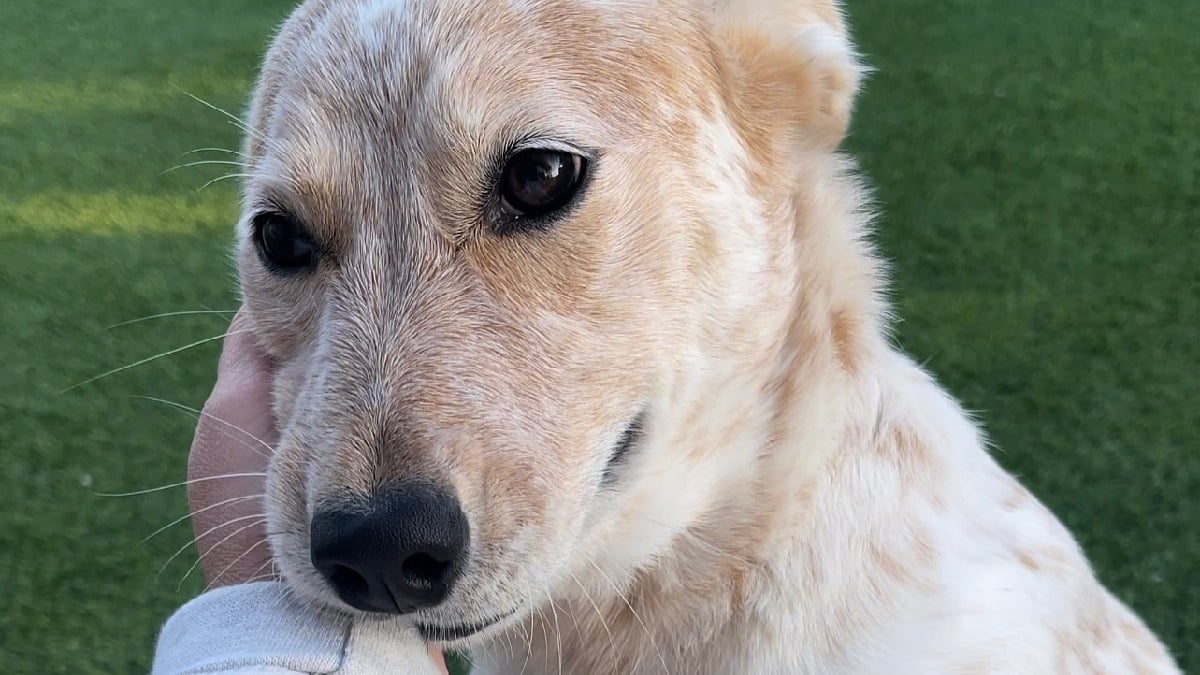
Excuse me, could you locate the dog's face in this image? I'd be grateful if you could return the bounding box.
[237,0,859,645]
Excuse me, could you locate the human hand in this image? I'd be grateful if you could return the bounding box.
[187,309,277,589]
[187,310,448,672]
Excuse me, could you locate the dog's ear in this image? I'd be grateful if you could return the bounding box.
[712,0,864,154]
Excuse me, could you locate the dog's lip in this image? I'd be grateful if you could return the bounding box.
[414,608,519,643]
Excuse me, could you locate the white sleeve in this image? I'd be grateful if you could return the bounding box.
[152,581,443,675]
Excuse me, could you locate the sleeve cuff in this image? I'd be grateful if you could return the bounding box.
[153,581,349,674]
[152,581,442,674]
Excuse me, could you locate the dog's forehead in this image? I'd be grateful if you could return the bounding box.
[252,0,708,211]
[283,0,680,88]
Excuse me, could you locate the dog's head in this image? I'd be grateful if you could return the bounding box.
[236,0,862,645]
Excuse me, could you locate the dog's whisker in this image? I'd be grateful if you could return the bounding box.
[496,626,508,662]
[140,493,264,544]
[454,647,476,671]
[132,395,274,458]
[97,472,267,498]
[176,89,254,132]
[508,603,528,663]
[245,556,277,584]
[155,513,266,582]
[566,569,614,658]
[162,159,244,175]
[511,571,535,672]
[518,601,535,675]
[197,172,251,192]
[541,588,563,675]
[587,559,670,674]
[500,614,516,663]
[550,584,584,647]
[501,583,530,662]
[204,538,273,592]
[176,517,269,591]
[180,147,248,159]
[534,604,552,675]
[61,328,252,392]
[107,308,236,329]
[175,89,284,157]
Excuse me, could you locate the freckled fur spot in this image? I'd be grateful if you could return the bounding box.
[1016,549,1041,572]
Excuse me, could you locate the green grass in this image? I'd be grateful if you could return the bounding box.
[0,0,1195,672]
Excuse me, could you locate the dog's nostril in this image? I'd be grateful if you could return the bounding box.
[328,564,370,598]
[402,552,451,590]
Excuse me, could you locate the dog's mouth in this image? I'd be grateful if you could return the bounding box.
[411,412,647,644]
[602,409,647,484]
[414,608,519,643]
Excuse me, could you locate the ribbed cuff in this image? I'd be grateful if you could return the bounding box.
[153,581,350,674]
[152,581,443,674]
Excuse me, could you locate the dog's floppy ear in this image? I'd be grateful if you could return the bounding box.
[712,0,864,154]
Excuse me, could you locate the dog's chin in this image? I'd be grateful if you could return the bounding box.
[414,605,525,648]
[285,568,525,649]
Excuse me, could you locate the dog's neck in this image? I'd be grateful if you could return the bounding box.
[586,155,896,635]
[684,151,890,549]
[596,165,912,659]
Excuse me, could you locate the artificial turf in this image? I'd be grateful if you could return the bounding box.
[0,0,1195,672]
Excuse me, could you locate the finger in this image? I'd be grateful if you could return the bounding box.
[213,309,276,393]
[187,406,273,587]
[187,309,278,587]
[428,646,449,674]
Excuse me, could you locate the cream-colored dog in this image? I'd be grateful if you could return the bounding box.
[232,0,1180,672]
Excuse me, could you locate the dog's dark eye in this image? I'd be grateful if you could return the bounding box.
[499,149,586,219]
[253,211,316,272]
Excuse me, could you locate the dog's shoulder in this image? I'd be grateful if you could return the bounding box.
[733,354,1180,673]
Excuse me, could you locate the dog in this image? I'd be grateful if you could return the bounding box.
[231,0,1181,671]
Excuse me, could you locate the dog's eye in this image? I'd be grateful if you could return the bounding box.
[253,211,316,272]
[499,149,587,220]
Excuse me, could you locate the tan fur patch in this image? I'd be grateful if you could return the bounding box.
[1016,549,1042,572]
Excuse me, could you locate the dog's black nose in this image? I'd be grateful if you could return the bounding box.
[310,482,469,614]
